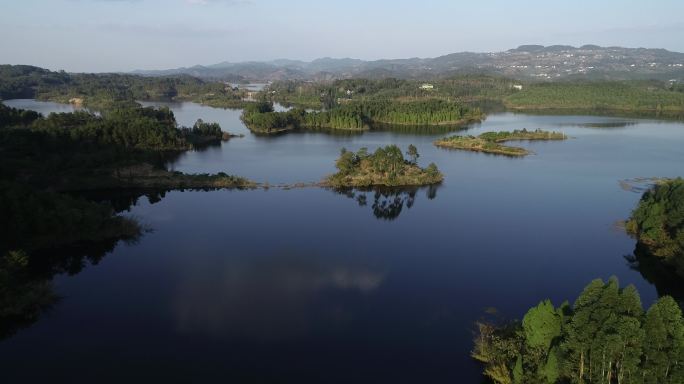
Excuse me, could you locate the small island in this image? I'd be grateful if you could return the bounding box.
[324,144,443,187]
[434,128,567,156]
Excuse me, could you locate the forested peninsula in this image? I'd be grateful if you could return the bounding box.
[474,278,684,384]
[626,178,684,278]
[0,103,253,191]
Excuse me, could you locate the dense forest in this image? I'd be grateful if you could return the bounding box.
[474,278,684,384]
[265,77,684,119]
[266,76,519,109]
[240,102,307,133]
[325,145,442,187]
[505,81,684,116]
[0,103,251,190]
[626,178,684,278]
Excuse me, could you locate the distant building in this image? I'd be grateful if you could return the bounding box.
[513,84,523,90]
[420,83,434,90]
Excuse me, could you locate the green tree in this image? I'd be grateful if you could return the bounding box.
[642,296,684,383]
[523,300,562,352]
[512,355,524,384]
[335,148,356,175]
[407,144,419,164]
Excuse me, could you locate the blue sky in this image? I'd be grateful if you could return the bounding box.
[2,0,683,72]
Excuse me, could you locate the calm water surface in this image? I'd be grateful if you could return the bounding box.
[2,99,684,383]
[2,98,84,114]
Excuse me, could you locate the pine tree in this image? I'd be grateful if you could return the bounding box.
[642,296,684,383]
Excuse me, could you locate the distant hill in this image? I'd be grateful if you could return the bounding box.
[132,45,684,82]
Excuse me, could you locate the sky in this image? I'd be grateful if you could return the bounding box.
[1,0,684,72]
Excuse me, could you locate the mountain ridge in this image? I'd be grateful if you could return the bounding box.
[131,45,684,82]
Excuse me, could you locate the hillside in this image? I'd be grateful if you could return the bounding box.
[133,45,684,82]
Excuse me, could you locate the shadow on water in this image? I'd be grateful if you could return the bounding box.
[247,122,472,139]
[625,243,684,308]
[370,122,471,135]
[331,184,440,221]
[555,121,639,129]
[73,188,170,213]
[0,188,164,342]
[512,108,684,122]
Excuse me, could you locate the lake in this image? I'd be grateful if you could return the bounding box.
[2,99,684,383]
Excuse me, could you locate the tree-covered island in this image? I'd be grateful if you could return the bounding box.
[434,129,567,156]
[240,100,484,134]
[324,145,443,187]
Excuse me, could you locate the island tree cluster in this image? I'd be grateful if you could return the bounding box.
[326,144,442,187]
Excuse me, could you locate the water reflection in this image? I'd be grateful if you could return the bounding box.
[1,99,85,115]
[174,251,384,340]
[516,108,684,121]
[333,185,439,221]
[576,121,637,129]
[0,189,158,341]
[370,122,468,135]
[558,121,638,129]
[626,243,684,307]
[0,235,144,341]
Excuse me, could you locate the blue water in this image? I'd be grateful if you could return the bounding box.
[2,100,683,383]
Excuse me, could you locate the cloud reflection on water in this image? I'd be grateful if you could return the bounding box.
[174,251,384,340]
